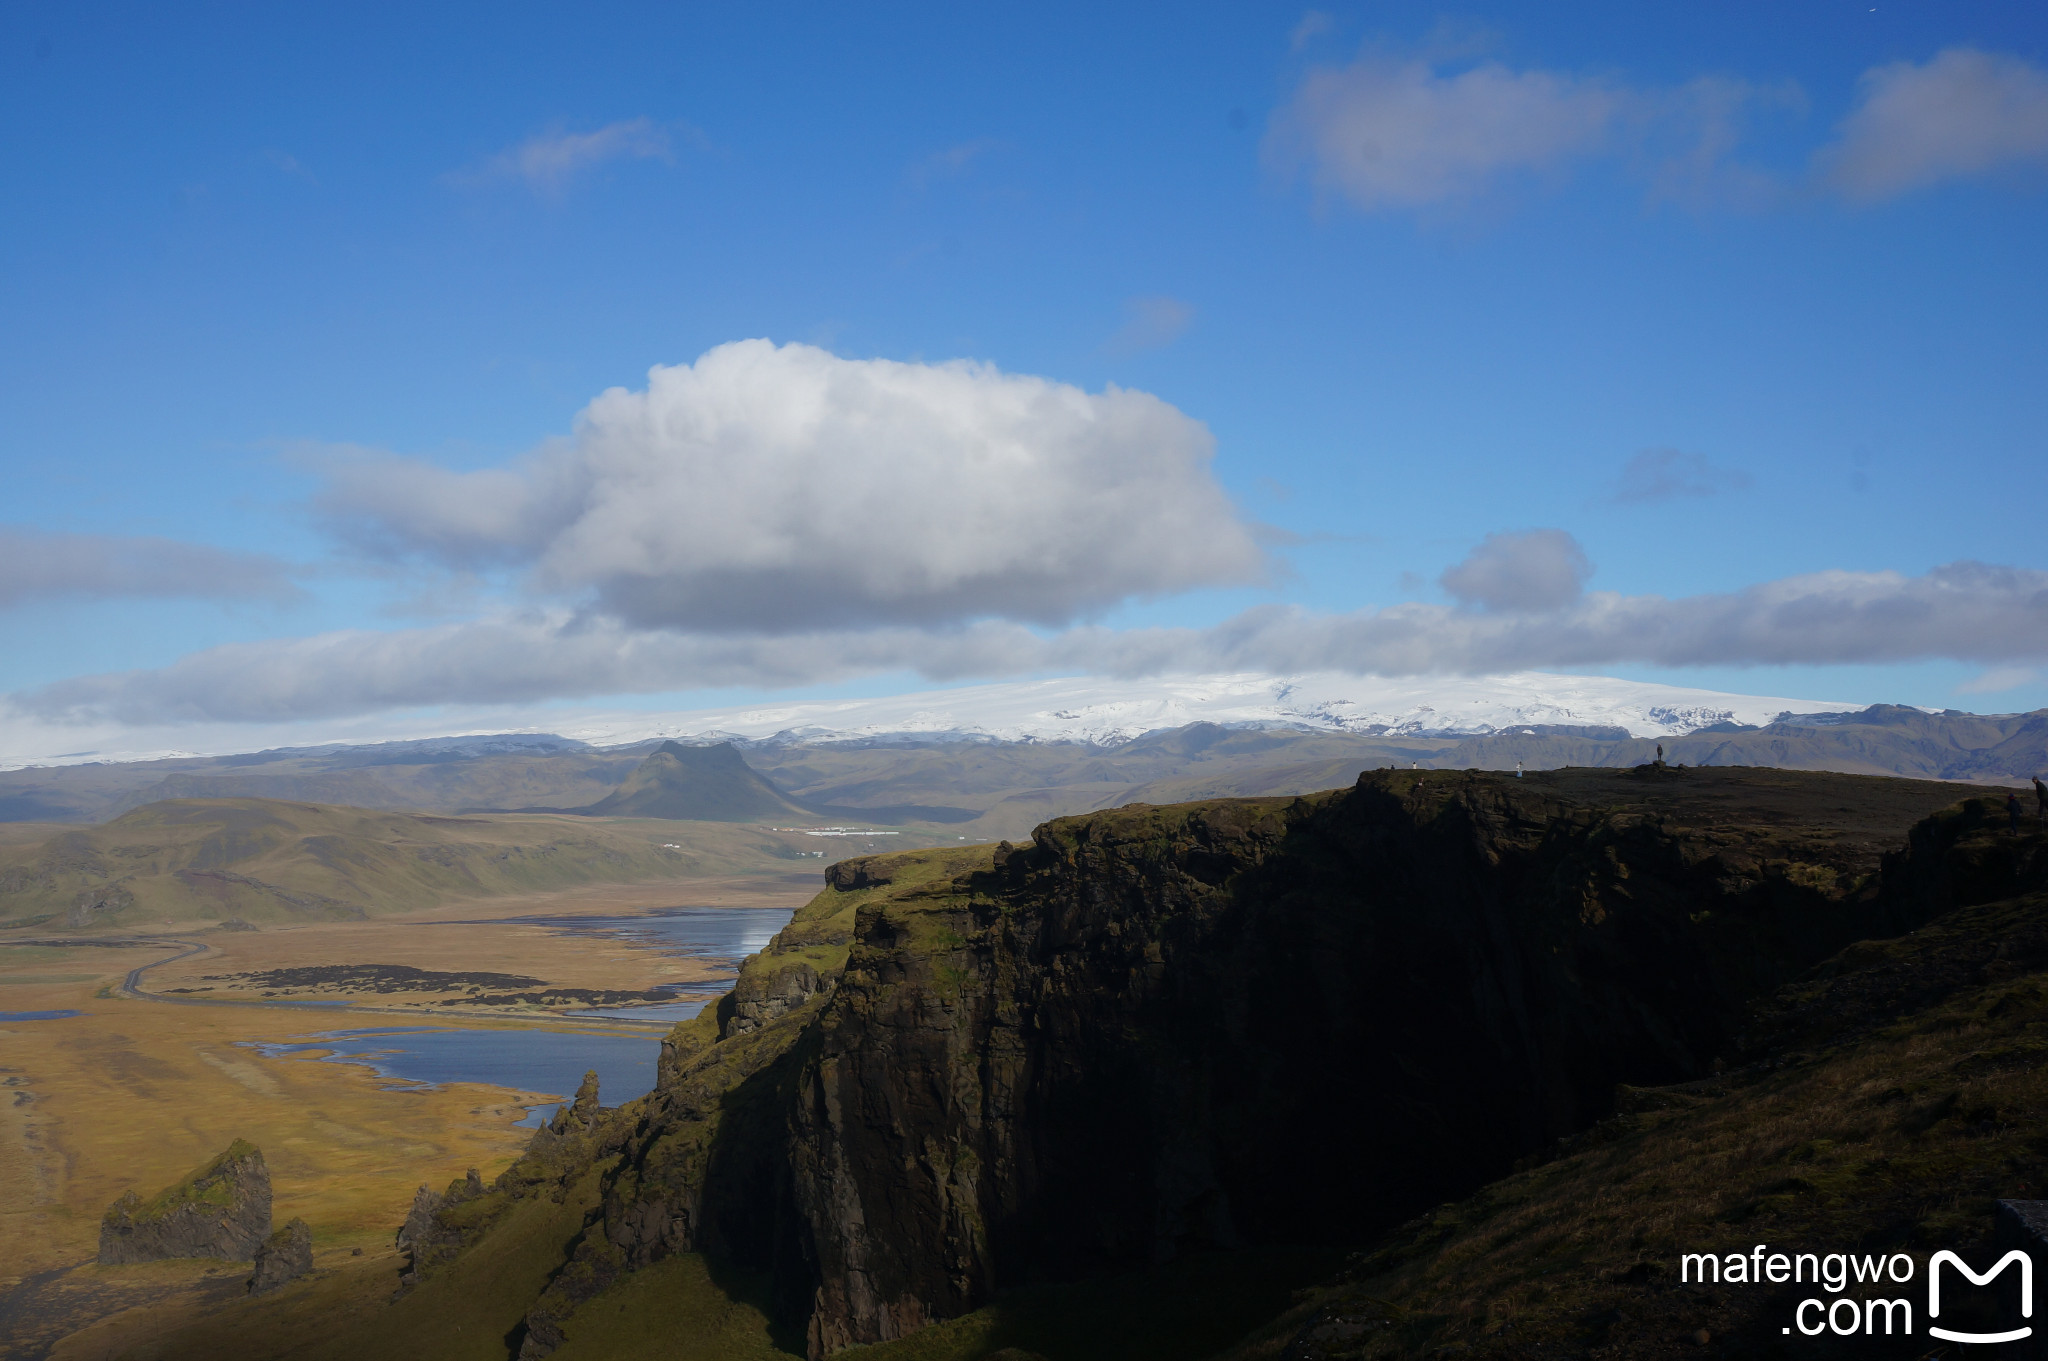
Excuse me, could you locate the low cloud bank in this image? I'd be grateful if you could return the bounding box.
[15,558,2045,726]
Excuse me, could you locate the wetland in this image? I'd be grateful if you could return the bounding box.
[0,849,821,1360]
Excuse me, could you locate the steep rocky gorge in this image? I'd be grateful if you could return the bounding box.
[395,766,1996,1359]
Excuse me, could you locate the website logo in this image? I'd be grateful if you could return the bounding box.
[1927,1248,2031,1345]
[1677,1243,2035,1340]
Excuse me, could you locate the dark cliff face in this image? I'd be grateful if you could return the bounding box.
[1268,797,2048,1360]
[785,767,1966,1352]
[394,766,1992,1360]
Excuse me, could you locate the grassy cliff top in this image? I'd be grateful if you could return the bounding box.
[111,1139,264,1224]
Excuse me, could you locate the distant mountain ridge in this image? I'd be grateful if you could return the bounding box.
[1,700,2043,839]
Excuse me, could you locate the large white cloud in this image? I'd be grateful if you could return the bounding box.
[317,341,1267,631]
[0,529,299,608]
[17,559,2048,726]
[1820,48,2048,200]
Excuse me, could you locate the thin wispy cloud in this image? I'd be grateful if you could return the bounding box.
[1818,47,2048,200]
[908,139,1000,189]
[1611,448,1752,505]
[1958,666,2039,696]
[1271,41,2048,216]
[1267,53,1624,211]
[1105,295,1195,355]
[262,149,316,183]
[1644,75,1802,211]
[1290,11,1334,54]
[449,117,680,192]
[0,529,301,609]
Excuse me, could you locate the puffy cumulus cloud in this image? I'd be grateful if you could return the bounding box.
[1821,48,2048,200]
[0,529,299,608]
[1439,530,1591,612]
[1268,55,1619,210]
[316,341,1268,632]
[1612,448,1752,505]
[20,560,2048,726]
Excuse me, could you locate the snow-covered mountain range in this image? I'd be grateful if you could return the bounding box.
[554,672,1859,750]
[0,672,1871,770]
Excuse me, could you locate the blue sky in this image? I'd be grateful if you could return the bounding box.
[3,0,2046,755]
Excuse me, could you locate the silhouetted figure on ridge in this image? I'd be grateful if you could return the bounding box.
[2035,775,2047,826]
[1655,743,1665,765]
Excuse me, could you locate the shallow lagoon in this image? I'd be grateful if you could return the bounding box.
[251,905,798,1122]
[487,905,795,1023]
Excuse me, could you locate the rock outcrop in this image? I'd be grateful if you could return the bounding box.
[66,885,134,928]
[98,1139,271,1263]
[389,767,2005,1358]
[248,1217,313,1294]
[718,958,821,1036]
[395,1167,484,1287]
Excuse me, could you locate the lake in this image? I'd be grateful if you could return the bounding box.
[245,1026,662,1126]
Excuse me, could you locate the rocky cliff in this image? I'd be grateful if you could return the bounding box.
[1258,785,2048,1359]
[783,767,1967,1353]
[385,766,1996,1359]
[98,1139,272,1264]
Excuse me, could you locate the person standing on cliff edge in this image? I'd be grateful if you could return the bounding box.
[2034,775,2047,826]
